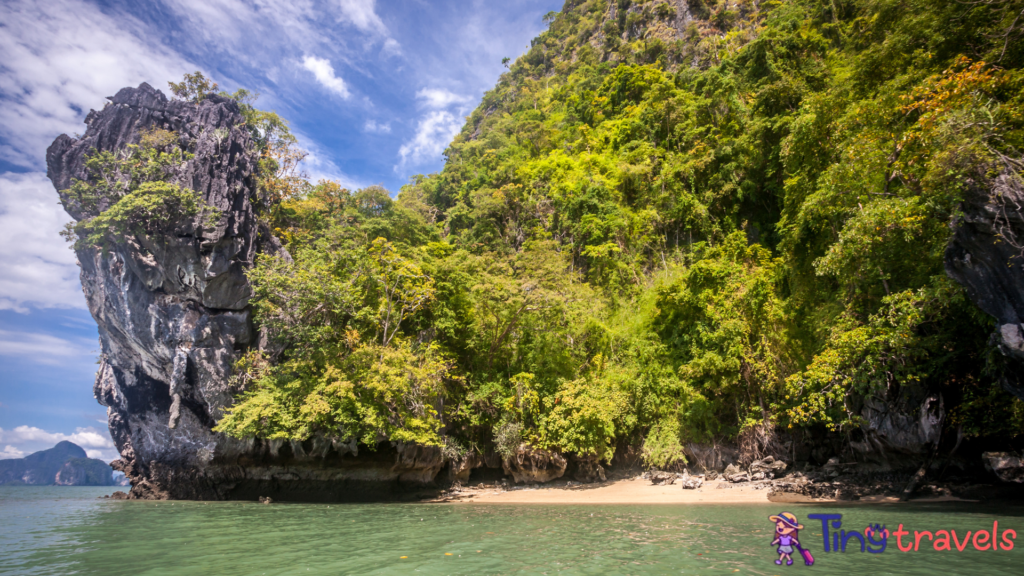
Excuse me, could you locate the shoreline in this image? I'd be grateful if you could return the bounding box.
[432,477,977,506]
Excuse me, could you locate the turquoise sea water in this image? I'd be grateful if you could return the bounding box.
[1,486,1022,575]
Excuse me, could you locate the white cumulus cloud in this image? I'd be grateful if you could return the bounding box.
[396,88,472,169]
[416,88,472,109]
[0,445,26,459]
[301,55,351,98]
[398,110,465,169]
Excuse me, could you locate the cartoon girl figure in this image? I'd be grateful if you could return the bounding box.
[769,512,807,566]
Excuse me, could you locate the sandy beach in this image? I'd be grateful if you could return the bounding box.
[435,477,972,505]
[440,478,817,505]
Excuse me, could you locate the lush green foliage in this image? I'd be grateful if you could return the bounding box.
[217,0,1024,464]
[223,88,308,204]
[62,129,218,251]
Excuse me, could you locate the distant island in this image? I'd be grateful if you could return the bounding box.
[0,441,119,486]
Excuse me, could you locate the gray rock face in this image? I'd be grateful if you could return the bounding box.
[946,170,1024,400]
[648,470,676,485]
[982,452,1024,483]
[749,456,787,480]
[679,470,703,489]
[502,445,567,483]
[682,443,738,472]
[722,463,750,483]
[447,452,484,484]
[845,394,945,468]
[573,456,607,483]
[45,84,444,501]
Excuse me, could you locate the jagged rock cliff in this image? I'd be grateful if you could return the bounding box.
[946,170,1024,401]
[47,84,446,500]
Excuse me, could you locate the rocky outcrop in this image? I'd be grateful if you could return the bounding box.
[749,456,787,480]
[722,463,750,483]
[48,83,265,498]
[946,169,1024,400]
[46,84,446,501]
[982,452,1024,483]
[683,443,738,472]
[503,445,567,483]
[679,471,704,489]
[848,394,945,462]
[572,456,607,483]
[771,392,949,471]
[447,453,483,484]
[647,470,677,485]
[708,456,789,483]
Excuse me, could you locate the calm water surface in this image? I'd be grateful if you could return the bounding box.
[1,486,1022,575]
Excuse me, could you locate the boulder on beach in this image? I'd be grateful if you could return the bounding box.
[648,471,676,485]
[982,452,1024,483]
[679,472,704,490]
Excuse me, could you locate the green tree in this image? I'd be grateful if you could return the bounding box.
[168,71,219,102]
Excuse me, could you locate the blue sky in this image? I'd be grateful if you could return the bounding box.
[0,0,562,461]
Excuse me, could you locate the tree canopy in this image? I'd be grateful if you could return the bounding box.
[212,0,1024,466]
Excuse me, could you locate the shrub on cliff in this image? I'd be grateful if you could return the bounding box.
[61,129,219,251]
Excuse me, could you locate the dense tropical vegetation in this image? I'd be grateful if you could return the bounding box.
[98,0,1024,468]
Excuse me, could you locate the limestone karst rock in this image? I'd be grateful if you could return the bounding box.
[982,452,1024,483]
[945,171,1024,401]
[502,445,568,483]
[46,83,446,500]
[647,470,676,485]
[679,471,703,489]
[572,455,607,483]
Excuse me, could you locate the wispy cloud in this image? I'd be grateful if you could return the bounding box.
[301,55,351,98]
[363,119,391,134]
[0,425,116,462]
[161,0,325,62]
[290,129,367,190]
[160,0,397,69]
[398,110,464,169]
[0,0,194,170]
[416,88,472,109]
[382,38,402,56]
[300,149,365,190]
[0,328,95,365]
[396,87,473,169]
[338,0,388,35]
[0,172,85,311]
